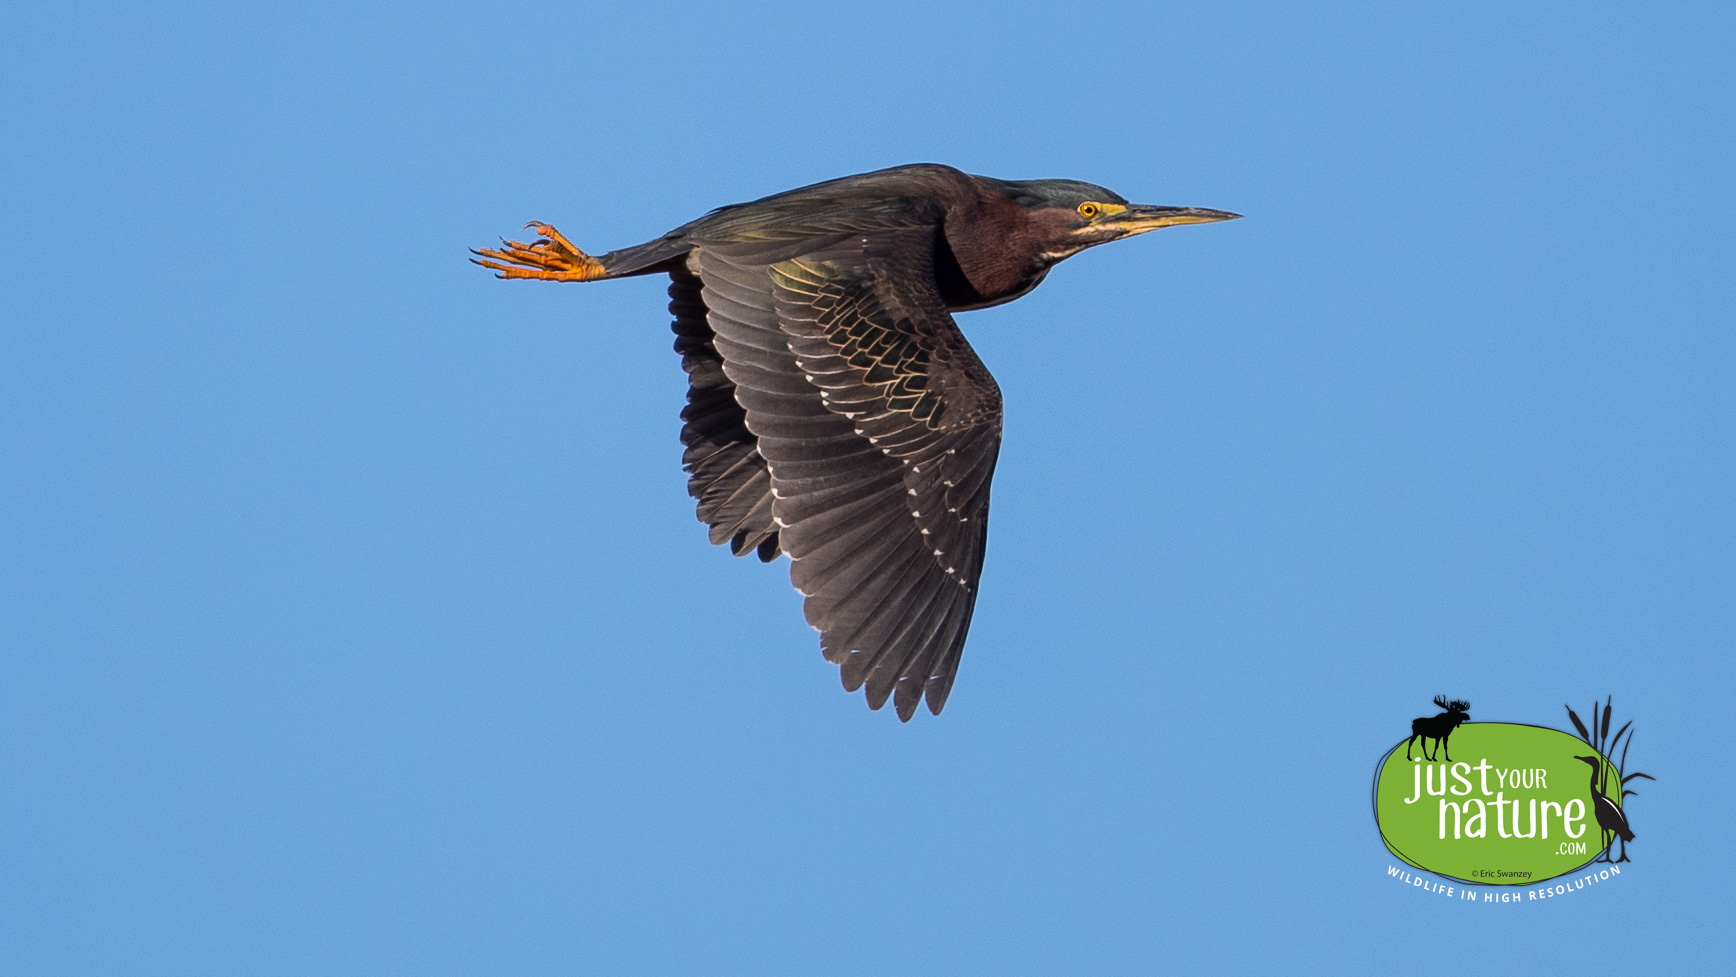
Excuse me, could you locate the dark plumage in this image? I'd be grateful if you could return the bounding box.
[472,163,1238,719]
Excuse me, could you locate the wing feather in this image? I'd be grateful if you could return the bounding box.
[669,268,779,559]
[690,226,1001,718]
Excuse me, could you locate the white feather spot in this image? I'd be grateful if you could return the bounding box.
[911,510,921,517]
[947,507,958,513]
[932,549,943,556]
[774,517,790,528]
[919,528,929,535]
[907,488,917,496]
[946,567,956,575]
[943,480,953,487]
[946,449,956,455]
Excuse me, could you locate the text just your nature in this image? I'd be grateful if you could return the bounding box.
[1403,757,1588,844]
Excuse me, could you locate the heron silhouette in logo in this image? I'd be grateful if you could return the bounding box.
[1405,696,1470,762]
[1564,697,1655,864]
[1573,755,1636,863]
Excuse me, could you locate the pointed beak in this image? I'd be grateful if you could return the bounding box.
[1111,204,1242,235]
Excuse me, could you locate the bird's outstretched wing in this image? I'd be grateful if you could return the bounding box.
[669,266,781,561]
[695,227,1002,719]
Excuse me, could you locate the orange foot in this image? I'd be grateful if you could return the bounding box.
[471,222,608,282]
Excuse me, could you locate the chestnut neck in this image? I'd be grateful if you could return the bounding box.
[935,179,1069,311]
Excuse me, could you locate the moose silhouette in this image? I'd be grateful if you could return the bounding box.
[1405,695,1471,762]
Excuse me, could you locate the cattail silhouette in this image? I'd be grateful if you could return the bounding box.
[1566,697,1654,863]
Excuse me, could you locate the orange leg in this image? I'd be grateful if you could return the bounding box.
[470,221,608,282]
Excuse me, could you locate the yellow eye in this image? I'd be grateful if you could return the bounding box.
[1078,202,1099,219]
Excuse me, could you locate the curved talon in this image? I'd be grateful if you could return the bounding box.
[526,223,588,259]
[470,221,608,282]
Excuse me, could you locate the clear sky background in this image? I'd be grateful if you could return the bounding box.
[4,1,1732,974]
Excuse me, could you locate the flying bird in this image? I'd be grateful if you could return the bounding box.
[472,163,1238,720]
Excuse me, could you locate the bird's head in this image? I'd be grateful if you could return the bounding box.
[983,177,1241,262]
[1573,755,1602,768]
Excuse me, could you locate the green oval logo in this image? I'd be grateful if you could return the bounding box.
[1373,723,1621,885]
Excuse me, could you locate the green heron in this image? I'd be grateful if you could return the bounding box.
[473,163,1239,720]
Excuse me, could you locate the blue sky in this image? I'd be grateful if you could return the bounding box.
[4,1,1732,973]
